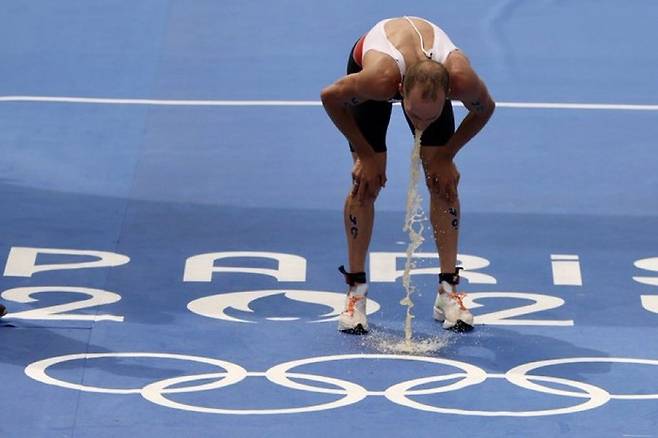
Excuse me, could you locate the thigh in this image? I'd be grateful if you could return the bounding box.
[349,101,392,153]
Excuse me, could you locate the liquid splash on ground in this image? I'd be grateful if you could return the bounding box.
[361,328,452,355]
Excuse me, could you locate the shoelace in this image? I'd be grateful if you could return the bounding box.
[449,292,468,311]
[345,295,364,317]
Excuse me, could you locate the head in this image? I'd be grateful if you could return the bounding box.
[401,60,449,131]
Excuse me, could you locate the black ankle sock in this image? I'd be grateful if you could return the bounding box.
[439,267,462,286]
[338,265,366,286]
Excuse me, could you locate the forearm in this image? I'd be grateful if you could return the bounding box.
[445,105,495,157]
[324,104,375,158]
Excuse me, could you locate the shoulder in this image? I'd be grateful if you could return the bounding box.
[443,51,495,114]
[359,52,402,100]
[357,69,399,100]
[444,51,482,100]
[321,68,398,106]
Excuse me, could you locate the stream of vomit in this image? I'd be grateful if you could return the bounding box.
[400,131,425,346]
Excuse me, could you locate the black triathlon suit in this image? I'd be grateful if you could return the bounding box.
[346,39,455,153]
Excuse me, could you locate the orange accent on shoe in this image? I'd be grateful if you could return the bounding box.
[449,292,468,311]
[345,295,363,317]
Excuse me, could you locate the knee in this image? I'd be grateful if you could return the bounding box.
[430,192,460,206]
[425,174,460,202]
[348,189,380,207]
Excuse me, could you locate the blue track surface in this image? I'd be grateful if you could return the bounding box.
[1,1,658,437]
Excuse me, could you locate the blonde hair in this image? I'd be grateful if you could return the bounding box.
[403,60,449,100]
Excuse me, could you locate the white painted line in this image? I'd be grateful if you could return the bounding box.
[641,295,658,314]
[1,96,658,111]
[551,254,583,286]
[551,255,580,260]
[0,96,321,106]
[496,102,658,111]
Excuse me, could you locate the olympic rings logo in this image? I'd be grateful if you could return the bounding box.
[25,353,658,417]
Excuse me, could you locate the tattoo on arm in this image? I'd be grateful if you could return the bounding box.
[470,100,485,114]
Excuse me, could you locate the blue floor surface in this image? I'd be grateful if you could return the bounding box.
[1,1,658,437]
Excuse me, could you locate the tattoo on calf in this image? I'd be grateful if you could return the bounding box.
[349,214,359,239]
[448,207,459,230]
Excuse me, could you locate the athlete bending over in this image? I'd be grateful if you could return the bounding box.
[321,16,495,333]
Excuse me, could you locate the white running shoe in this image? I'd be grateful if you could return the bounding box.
[337,283,369,334]
[433,281,474,332]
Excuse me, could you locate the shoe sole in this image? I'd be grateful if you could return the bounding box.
[339,324,368,335]
[434,308,474,333]
[446,320,474,333]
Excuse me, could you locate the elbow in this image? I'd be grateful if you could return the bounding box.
[320,85,337,107]
[482,97,495,120]
[321,83,350,110]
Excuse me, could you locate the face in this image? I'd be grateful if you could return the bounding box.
[402,86,445,132]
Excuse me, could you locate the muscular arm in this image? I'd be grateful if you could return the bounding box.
[321,70,397,159]
[444,55,496,157]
